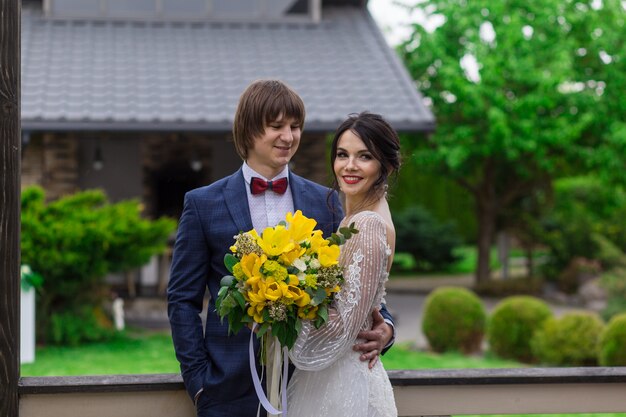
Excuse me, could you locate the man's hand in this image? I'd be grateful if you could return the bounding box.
[353,308,393,369]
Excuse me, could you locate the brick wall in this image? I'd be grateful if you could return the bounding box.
[21,133,79,200]
[20,131,330,209]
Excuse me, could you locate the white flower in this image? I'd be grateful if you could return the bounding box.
[309,258,321,269]
[293,258,307,272]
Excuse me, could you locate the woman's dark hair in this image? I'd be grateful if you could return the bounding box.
[329,112,401,208]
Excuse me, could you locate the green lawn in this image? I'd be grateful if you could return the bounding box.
[392,245,546,276]
[22,333,520,376]
[21,333,624,417]
[382,342,522,369]
[21,330,180,376]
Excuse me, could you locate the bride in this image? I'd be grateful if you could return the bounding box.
[287,112,400,417]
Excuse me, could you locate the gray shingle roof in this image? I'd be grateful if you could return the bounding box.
[21,5,434,132]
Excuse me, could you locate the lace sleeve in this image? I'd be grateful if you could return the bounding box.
[289,212,388,371]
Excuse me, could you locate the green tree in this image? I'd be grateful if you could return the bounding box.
[21,186,177,345]
[399,0,626,283]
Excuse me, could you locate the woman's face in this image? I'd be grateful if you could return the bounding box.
[333,129,381,201]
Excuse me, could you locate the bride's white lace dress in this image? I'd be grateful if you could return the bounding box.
[287,211,397,417]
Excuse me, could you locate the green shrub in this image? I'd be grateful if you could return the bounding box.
[487,296,552,363]
[49,306,114,346]
[391,252,417,272]
[536,177,626,285]
[599,313,626,366]
[21,186,177,345]
[422,287,486,354]
[394,206,462,271]
[600,268,626,321]
[593,234,626,270]
[531,311,605,366]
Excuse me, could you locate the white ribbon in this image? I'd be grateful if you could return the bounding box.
[249,323,289,416]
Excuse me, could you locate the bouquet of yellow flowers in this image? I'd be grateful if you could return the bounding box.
[216,210,357,349]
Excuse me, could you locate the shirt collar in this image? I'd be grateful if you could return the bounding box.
[242,162,289,184]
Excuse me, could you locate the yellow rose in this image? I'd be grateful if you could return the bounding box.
[256,225,295,257]
[317,245,340,267]
[248,284,266,305]
[240,253,267,280]
[279,246,306,266]
[308,230,329,252]
[247,303,265,323]
[298,305,318,320]
[281,284,311,307]
[286,210,317,243]
[264,279,286,301]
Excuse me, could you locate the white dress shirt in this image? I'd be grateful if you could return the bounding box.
[242,162,294,232]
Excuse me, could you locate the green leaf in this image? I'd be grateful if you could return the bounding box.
[314,305,329,329]
[217,293,236,318]
[220,275,235,288]
[217,285,229,299]
[224,254,238,273]
[257,322,271,338]
[227,308,245,335]
[311,287,327,306]
[232,291,246,310]
[294,318,303,336]
[272,322,287,346]
[317,304,329,323]
[284,328,298,350]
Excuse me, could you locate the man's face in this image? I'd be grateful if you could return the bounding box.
[246,114,302,178]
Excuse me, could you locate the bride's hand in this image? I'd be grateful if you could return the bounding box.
[353,308,393,369]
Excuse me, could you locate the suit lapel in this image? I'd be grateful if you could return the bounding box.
[290,173,308,213]
[224,169,254,233]
[290,173,322,220]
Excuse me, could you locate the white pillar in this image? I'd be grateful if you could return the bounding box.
[20,286,36,364]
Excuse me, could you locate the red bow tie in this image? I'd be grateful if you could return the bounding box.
[250,177,288,195]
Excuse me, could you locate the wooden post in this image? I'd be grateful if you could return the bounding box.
[0,0,22,416]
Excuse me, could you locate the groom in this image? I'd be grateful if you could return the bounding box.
[167,79,395,417]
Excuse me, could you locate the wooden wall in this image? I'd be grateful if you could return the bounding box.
[0,1,21,416]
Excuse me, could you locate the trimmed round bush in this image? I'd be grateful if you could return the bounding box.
[531,311,605,366]
[422,286,486,354]
[599,313,626,366]
[487,296,553,363]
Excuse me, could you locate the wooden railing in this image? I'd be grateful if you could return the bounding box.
[19,368,626,417]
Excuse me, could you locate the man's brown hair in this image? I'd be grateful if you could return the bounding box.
[232,79,305,160]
